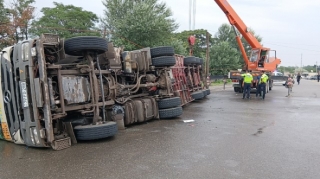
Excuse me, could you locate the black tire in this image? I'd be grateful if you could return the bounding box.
[158,97,181,109]
[152,56,176,67]
[74,122,118,141]
[159,106,183,119]
[191,91,204,100]
[202,90,207,97]
[150,46,175,58]
[269,86,272,91]
[206,89,211,95]
[184,56,197,65]
[64,36,108,56]
[183,56,200,65]
[194,57,202,65]
[199,58,203,65]
[234,87,239,92]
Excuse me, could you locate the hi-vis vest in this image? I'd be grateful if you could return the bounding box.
[260,74,268,83]
[242,73,253,83]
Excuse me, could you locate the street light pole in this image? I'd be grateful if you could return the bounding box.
[205,31,211,89]
[300,53,302,74]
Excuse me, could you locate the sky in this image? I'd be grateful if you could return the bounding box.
[4,0,320,67]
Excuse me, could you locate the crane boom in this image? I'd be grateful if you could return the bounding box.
[215,0,262,48]
[214,0,281,72]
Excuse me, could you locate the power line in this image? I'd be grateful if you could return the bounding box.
[263,43,320,53]
[263,41,320,47]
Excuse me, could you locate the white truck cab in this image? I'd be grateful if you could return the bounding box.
[0,47,24,144]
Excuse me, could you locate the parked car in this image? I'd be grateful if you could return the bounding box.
[310,75,317,80]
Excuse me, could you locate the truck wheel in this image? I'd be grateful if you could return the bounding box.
[234,87,239,92]
[150,46,175,58]
[206,89,211,95]
[202,90,208,97]
[184,56,197,65]
[64,36,108,56]
[158,97,181,109]
[191,91,204,100]
[159,106,183,119]
[194,57,202,65]
[152,56,176,67]
[269,86,272,91]
[74,122,118,141]
[199,58,203,65]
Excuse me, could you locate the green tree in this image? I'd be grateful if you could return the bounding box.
[213,24,235,47]
[302,65,318,73]
[11,0,35,41]
[172,29,213,58]
[30,2,100,38]
[156,37,187,55]
[102,0,178,50]
[214,23,262,67]
[0,0,13,48]
[209,41,241,75]
[4,0,35,43]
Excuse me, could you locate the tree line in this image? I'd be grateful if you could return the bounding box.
[278,65,320,74]
[0,0,263,75]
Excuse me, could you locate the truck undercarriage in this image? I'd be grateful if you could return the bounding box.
[0,34,209,150]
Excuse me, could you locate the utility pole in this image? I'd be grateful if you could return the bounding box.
[189,0,196,30]
[189,0,192,30]
[205,31,211,89]
[300,53,302,73]
[316,61,318,73]
[103,26,107,39]
[193,0,196,30]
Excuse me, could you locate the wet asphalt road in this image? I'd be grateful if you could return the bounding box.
[1,80,320,179]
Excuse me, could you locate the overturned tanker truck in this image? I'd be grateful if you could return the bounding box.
[0,34,209,150]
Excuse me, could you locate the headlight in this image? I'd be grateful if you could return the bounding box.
[22,43,30,61]
[29,128,35,144]
[31,47,36,57]
[32,127,40,145]
[30,127,40,145]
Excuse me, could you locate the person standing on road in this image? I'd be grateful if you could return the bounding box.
[286,75,294,97]
[259,71,269,100]
[241,70,253,99]
[317,71,320,82]
[297,73,301,85]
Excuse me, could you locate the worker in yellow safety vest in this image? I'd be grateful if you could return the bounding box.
[259,71,269,100]
[241,70,253,99]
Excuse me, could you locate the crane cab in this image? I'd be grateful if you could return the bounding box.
[249,48,269,67]
[248,48,280,71]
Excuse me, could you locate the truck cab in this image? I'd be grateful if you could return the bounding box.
[0,44,36,145]
[0,39,63,148]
